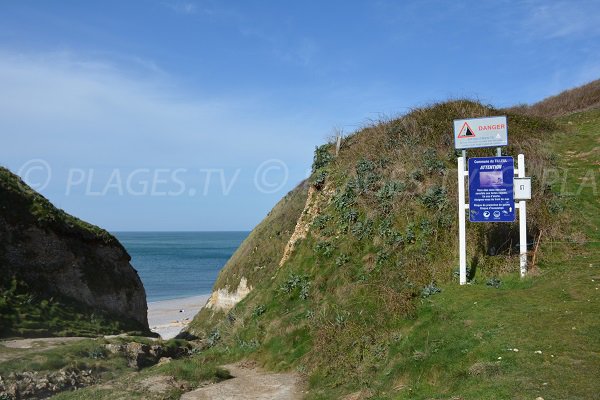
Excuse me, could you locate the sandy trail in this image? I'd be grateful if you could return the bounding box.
[180,361,304,400]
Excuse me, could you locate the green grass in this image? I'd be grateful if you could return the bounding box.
[0,339,129,376]
[0,278,148,338]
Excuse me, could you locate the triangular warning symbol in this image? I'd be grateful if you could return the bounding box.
[457,122,476,138]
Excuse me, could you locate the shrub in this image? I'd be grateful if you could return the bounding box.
[385,231,404,246]
[355,158,379,193]
[419,219,434,236]
[341,209,359,223]
[423,148,445,174]
[207,329,221,347]
[280,274,311,300]
[315,240,334,257]
[410,168,424,182]
[421,282,442,298]
[378,218,393,238]
[376,250,390,268]
[312,214,332,230]
[333,184,357,212]
[335,253,350,266]
[88,346,107,359]
[376,181,406,203]
[312,170,328,190]
[312,145,333,171]
[351,219,373,241]
[405,224,416,243]
[421,185,448,210]
[486,278,502,288]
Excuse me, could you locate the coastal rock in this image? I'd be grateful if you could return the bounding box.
[0,167,149,333]
[0,368,95,399]
[205,277,252,312]
[158,356,173,365]
[104,341,191,369]
[125,342,153,369]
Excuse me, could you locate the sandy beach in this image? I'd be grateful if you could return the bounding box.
[147,294,210,339]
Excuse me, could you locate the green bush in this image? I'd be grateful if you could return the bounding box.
[312,214,332,230]
[312,170,328,190]
[333,183,357,212]
[312,145,333,171]
[315,240,334,257]
[376,181,406,203]
[423,148,446,173]
[410,168,424,182]
[421,185,448,210]
[351,219,373,240]
[355,158,379,193]
[279,274,311,300]
[335,253,350,266]
[252,304,266,317]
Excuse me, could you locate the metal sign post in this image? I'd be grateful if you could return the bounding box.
[457,156,467,285]
[517,154,527,277]
[454,116,530,285]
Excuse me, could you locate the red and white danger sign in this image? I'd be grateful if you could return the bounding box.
[453,116,508,149]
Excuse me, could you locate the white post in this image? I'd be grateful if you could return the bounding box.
[335,134,342,156]
[518,154,527,277]
[458,156,467,285]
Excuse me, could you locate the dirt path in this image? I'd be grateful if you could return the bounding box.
[0,337,87,362]
[180,361,304,400]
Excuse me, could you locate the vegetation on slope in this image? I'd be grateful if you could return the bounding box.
[41,103,599,400]
[0,278,148,338]
[509,78,600,117]
[187,180,310,333]
[182,97,592,396]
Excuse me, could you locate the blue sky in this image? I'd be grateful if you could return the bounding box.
[1,0,599,231]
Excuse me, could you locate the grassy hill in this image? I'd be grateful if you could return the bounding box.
[509,78,600,118]
[10,82,597,400]
[182,83,599,398]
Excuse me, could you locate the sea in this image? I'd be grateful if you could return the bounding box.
[113,232,249,303]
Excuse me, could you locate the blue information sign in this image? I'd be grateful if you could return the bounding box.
[468,156,515,223]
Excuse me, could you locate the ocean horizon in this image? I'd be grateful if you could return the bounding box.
[113,231,249,303]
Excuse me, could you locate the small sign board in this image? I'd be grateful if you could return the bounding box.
[514,177,531,200]
[454,116,508,149]
[469,156,515,222]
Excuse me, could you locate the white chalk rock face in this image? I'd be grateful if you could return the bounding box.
[205,277,252,312]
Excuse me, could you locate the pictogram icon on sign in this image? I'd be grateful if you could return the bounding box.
[457,122,476,138]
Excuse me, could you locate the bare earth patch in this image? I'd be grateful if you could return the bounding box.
[180,361,304,400]
[0,337,87,362]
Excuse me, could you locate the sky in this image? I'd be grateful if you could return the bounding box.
[1,0,599,231]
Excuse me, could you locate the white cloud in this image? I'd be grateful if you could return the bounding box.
[522,0,600,39]
[163,1,198,15]
[0,50,315,172]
